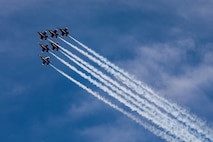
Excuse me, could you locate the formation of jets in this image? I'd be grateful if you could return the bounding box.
[38,27,69,41]
[38,27,69,65]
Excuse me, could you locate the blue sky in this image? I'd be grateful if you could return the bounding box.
[0,0,213,141]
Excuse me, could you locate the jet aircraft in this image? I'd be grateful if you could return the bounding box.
[39,44,49,52]
[50,42,59,51]
[40,56,50,65]
[59,27,69,36]
[49,29,59,38]
[38,31,48,40]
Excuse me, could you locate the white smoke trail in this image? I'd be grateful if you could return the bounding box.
[59,48,200,141]
[55,44,170,125]
[59,37,203,141]
[50,52,198,141]
[68,36,196,120]
[51,38,211,141]
[50,64,177,142]
[67,36,213,141]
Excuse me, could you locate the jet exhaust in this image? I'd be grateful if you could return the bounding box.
[37,29,213,142]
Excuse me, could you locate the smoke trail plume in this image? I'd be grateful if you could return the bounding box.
[59,48,201,141]
[50,64,176,142]
[67,36,213,141]
[50,52,199,141]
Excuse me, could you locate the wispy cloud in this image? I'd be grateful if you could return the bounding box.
[176,0,213,22]
[119,37,213,121]
[0,0,39,16]
[80,116,155,142]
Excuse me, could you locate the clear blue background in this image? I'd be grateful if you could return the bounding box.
[0,0,213,141]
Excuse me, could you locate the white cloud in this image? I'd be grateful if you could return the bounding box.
[8,84,26,96]
[80,116,152,142]
[0,80,27,97]
[66,98,105,119]
[177,0,213,23]
[118,37,213,121]
[28,94,158,141]
[0,0,41,16]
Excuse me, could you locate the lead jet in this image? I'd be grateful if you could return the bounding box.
[38,31,48,40]
[40,56,50,65]
[50,42,59,51]
[59,27,69,36]
[39,44,49,52]
[49,29,59,38]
